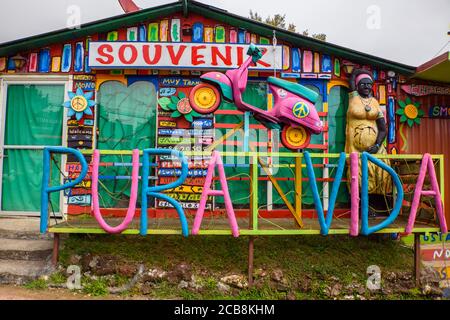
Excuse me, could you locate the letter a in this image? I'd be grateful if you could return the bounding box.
[193,151,239,237]
[405,153,448,234]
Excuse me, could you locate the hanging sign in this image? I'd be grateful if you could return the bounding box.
[88,42,283,70]
[401,85,450,96]
[429,105,450,118]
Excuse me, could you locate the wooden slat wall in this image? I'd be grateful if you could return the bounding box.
[406,117,450,222]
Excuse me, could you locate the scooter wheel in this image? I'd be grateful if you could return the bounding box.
[281,126,311,150]
[189,83,221,114]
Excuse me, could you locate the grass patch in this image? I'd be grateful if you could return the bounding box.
[25,279,47,290]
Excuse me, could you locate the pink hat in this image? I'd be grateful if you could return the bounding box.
[355,74,373,85]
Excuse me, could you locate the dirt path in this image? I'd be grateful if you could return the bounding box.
[0,285,121,300]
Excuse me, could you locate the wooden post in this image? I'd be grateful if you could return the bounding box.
[52,233,60,266]
[248,161,255,287]
[414,233,421,287]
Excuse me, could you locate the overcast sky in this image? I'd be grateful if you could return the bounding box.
[0,0,448,66]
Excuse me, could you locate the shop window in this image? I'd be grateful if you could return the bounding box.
[97,80,157,208]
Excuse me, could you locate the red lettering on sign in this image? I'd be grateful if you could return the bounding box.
[211,46,232,66]
[118,45,138,64]
[96,44,114,64]
[192,45,206,66]
[237,47,244,66]
[143,44,162,65]
[167,45,187,65]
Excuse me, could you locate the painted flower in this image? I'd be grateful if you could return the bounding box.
[158,91,203,123]
[396,97,424,127]
[63,88,95,121]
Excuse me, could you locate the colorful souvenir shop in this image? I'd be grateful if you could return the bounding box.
[0,0,448,239]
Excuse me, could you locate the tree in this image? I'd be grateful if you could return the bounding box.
[249,11,326,41]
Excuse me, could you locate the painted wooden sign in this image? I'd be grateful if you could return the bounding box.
[158,169,208,177]
[74,42,85,72]
[127,27,138,41]
[229,28,237,43]
[160,20,169,42]
[51,57,61,72]
[159,77,201,87]
[68,195,91,205]
[61,44,72,72]
[291,48,301,73]
[74,81,96,90]
[204,27,214,43]
[171,19,181,42]
[158,128,214,136]
[38,48,51,73]
[302,50,313,73]
[89,42,283,70]
[215,26,225,43]
[159,120,177,128]
[139,25,147,42]
[321,54,332,73]
[429,105,450,118]
[157,200,212,210]
[192,22,204,43]
[402,84,450,96]
[283,46,290,70]
[148,23,159,41]
[238,29,246,44]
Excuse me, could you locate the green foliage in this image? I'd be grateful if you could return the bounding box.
[25,279,47,290]
[49,272,67,285]
[82,278,109,297]
[249,10,327,41]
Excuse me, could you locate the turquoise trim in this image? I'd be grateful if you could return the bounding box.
[203,77,234,102]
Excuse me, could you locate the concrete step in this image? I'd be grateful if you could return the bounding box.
[0,259,54,285]
[0,239,53,261]
[0,217,53,240]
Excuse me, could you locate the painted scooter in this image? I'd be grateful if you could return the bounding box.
[189,44,324,150]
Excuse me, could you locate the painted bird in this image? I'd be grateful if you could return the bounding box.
[118,0,141,13]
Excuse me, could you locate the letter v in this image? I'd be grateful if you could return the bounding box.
[304,151,346,235]
[192,151,239,237]
[405,153,448,234]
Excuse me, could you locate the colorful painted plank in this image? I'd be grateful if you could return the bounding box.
[29,53,38,72]
[303,50,313,73]
[181,24,192,42]
[127,27,138,41]
[334,58,341,77]
[238,29,246,44]
[51,57,61,72]
[259,37,270,44]
[160,20,169,42]
[61,44,72,73]
[74,42,84,72]
[171,19,181,42]
[215,25,226,43]
[7,58,15,71]
[38,48,51,73]
[107,31,119,41]
[139,25,147,42]
[148,23,159,42]
[192,22,204,43]
[378,85,386,104]
[0,57,6,72]
[314,52,320,73]
[245,32,251,44]
[388,96,396,144]
[204,27,214,43]
[291,48,301,72]
[85,56,91,73]
[229,28,237,43]
[283,46,290,70]
[321,54,332,73]
[251,34,257,44]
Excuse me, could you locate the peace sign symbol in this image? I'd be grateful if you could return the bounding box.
[71,96,88,112]
[292,101,310,119]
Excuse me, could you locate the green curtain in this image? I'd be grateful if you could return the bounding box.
[97,81,157,208]
[328,86,350,203]
[2,85,64,212]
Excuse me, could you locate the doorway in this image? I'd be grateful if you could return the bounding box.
[0,77,69,216]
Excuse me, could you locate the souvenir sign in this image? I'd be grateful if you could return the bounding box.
[88,42,283,70]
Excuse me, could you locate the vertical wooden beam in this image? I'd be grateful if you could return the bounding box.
[252,156,259,231]
[414,233,421,287]
[248,237,254,287]
[52,233,60,266]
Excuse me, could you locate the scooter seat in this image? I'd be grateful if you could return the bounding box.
[267,77,319,104]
